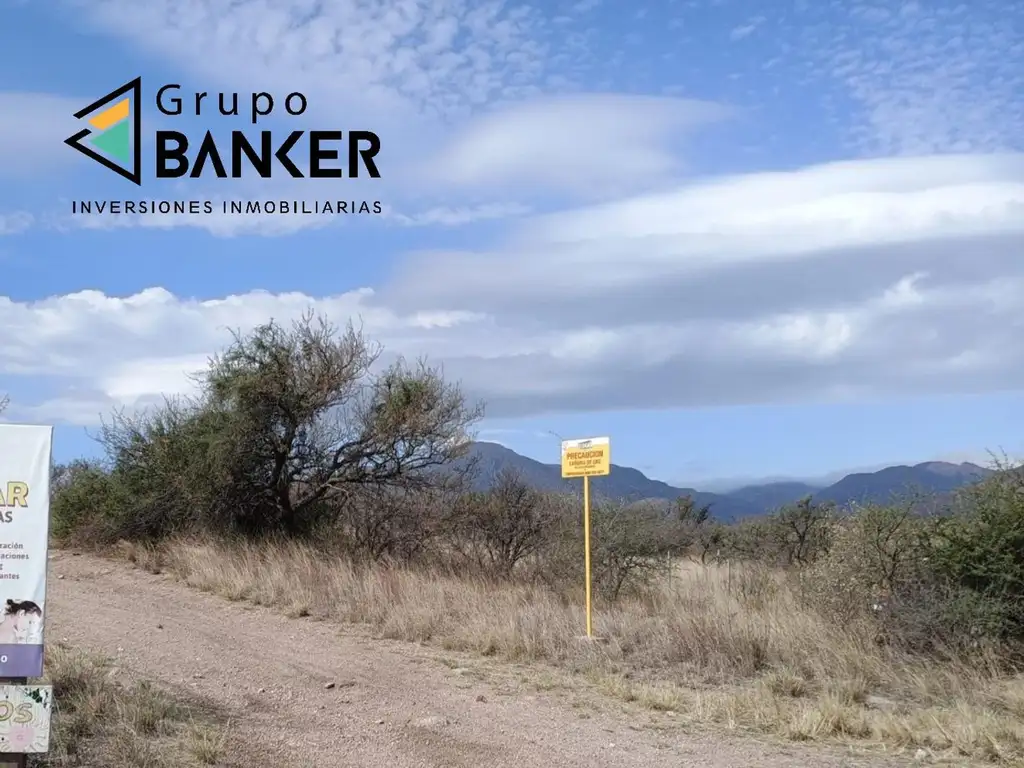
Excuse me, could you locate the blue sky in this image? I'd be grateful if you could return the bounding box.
[2,0,1023,489]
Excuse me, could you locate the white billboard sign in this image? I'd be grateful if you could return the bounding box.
[0,425,52,678]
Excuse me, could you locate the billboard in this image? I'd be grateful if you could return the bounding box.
[0,425,52,678]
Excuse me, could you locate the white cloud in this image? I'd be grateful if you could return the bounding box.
[801,0,1024,155]
[729,16,764,41]
[383,153,1024,308]
[419,94,730,197]
[1,286,485,424]
[382,203,531,227]
[68,0,554,124]
[4,153,1024,424]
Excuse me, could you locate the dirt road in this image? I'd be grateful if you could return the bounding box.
[46,551,906,767]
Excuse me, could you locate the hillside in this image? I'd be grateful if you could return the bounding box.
[465,442,992,520]
[813,461,992,506]
[464,441,760,520]
[725,481,822,512]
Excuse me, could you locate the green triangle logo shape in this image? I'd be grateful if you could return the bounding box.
[89,120,131,164]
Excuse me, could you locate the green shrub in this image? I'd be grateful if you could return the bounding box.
[929,465,1024,650]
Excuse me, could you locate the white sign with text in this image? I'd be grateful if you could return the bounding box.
[0,425,52,678]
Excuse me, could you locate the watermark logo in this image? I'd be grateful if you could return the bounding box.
[64,77,142,185]
[63,77,384,222]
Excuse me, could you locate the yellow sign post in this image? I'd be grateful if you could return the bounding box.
[560,436,610,638]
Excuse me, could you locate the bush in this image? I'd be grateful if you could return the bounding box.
[796,471,1024,660]
[718,498,834,567]
[51,460,133,544]
[929,465,1024,650]
[798,502,928,623]
[448,468,564,578]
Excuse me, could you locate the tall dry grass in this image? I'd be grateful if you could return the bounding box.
[36,643,227,767]
[125,538,1024,763]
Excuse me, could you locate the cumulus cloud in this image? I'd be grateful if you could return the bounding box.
[5,153,1024,424]
[1,286,484,424]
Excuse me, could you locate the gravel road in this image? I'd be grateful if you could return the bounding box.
[46,551,910,767]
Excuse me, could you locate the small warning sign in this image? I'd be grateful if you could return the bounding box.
[560,436,610,478]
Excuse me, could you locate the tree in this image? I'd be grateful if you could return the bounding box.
[0,394,8,415]
[452,468,560,577]
[337,483,453,563]
[200,311,483,534]
[770,497,834,566]
[695,523,726,564]
[675,494,711,527]
[665,494,713,556]
[590,500,673,600]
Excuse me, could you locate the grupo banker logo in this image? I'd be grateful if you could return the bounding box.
[65,77,384,221]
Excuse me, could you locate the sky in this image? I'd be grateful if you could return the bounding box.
[2,0,1023,489]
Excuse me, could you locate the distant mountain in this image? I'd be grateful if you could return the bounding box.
[463,442,761,520]
[726,481,822,511]
[462,442,993,521]
[812,461,993,507]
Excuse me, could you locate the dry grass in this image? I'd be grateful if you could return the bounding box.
[32,643,229,767]
[124,538,1024,764]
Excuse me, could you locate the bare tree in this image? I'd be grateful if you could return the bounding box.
[0,394,8,416]
[771,497,834,566]
[591,500,673,600]
[452,468,560,576]
[335,462,474,563]
[696,523,726,564]
[667,494,713,556]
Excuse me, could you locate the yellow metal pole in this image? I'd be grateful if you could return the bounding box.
[583,474,593,637]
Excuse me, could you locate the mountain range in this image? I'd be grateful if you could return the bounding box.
[465,442,993,521]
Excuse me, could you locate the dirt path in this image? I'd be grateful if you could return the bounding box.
[45,551,909,768]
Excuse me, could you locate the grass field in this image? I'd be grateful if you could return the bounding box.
[117,537,1024,764]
